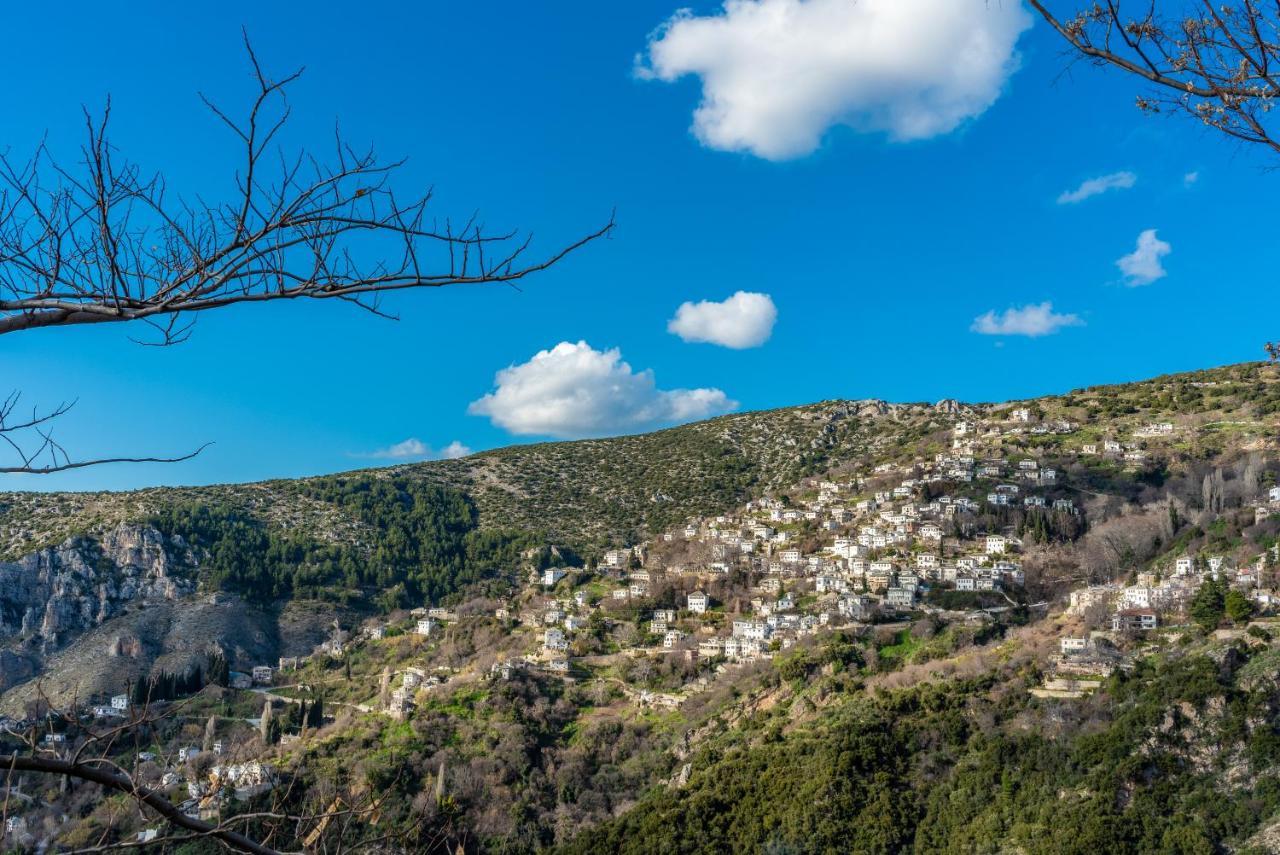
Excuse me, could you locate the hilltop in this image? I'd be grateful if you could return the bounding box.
[4,360,1278,563]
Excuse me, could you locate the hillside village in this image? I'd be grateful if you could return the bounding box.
[4,366,1280,850]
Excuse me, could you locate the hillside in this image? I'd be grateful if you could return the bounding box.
[4,360,1278,562]
[2,360,1280,852]
[0,399,888,562]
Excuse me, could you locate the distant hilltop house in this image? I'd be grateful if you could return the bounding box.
[687,591,708,614]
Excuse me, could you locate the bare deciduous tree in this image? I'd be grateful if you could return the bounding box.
[0,35,612,474]
[1029,1,1280,154]
[1,682,463,853]
[1027,1,1279,356]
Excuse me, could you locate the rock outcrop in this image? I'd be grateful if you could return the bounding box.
[0,524,194,655]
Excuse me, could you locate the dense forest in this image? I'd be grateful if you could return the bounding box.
[562,645,1280,855]
[147,475,546,609]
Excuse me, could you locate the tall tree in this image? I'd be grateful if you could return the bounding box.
[258,700,274,743]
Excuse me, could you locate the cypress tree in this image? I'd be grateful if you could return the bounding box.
[259,700,274,743]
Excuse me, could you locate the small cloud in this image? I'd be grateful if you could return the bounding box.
[469,341,736,439]
[351,438,473,461]
[971,302,1083,338]
[668,291,777,349]
[1056,171,1136,205]
[1116,229,1171,286]
[437,440,472,460]
[638,0,1032,160]
[1183,171,1200,187]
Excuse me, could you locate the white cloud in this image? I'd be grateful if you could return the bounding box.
[353,438,473,460]
[638,0,1032,160]
[1183,171,1200,187]
[668,291,777,348]
[1116,229,1171,286]
[437,441,473,460]
[971,302,1083,338]
[1056,171,1136,205]
[468,341,737,438]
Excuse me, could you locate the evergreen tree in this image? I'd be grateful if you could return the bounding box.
[1225,588,1254,624]
[259,700,274,743]
[207,652,230,688]
[1190,578,1227,632]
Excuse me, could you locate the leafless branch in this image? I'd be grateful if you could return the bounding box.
[0,391,209,474]
[1028,1,1280,353]
[1028,2,1280,156]
[0,33,612,475]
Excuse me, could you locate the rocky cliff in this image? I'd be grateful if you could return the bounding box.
[0,523,344,712]
[0,524,194,655]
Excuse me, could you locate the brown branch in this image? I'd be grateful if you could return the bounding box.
[0,753,281,855]
[1027,1,1280,157]
[0,40,613,340]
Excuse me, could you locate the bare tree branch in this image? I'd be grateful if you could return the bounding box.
[0,392,209,474]
[1028,2,1280,156]
[0,35,612,337]
[0,33,612,474]
[1028,1,1280,355]
[1,753,280,855]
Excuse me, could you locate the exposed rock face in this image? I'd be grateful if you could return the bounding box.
[0,524,194,654]
[0,523,343,711]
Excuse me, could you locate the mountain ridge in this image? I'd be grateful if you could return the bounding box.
[4,359,1276,564]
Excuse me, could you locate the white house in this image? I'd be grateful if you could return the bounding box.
[1060,637,1089,655]
[544,628,568,651]
[985,535,1008,555]
[416,618,437,636]
[251,666,273,685]
[885,588,915,608]
[542,568,567,587]
[687,591,709,614]
[111,694,130,710]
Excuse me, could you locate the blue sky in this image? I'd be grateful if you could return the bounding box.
[1,0,1275,492]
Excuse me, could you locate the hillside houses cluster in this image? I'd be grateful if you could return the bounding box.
[1071,541,1280,633]
[518,409,1100,674]
[520,404,1280,681]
